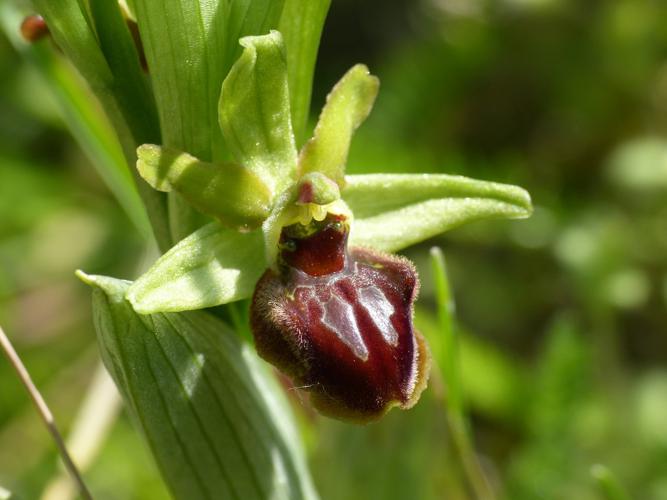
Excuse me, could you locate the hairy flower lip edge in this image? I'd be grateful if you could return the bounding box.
[250,237,432,424]
[309,327,432,424]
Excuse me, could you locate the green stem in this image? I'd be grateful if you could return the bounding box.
[0,326,93,500]
[591,464,631,500]
[430,247,496,500]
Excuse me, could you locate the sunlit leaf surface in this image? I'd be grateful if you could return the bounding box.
[84,273,318,500]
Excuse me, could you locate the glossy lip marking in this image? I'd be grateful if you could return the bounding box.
[320,287,369,361]
[358,286,399,346]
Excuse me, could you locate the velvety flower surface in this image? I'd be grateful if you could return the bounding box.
[251,214,430,423]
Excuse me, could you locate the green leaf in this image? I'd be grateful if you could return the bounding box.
[87,0,160,145]
[83,1,177,252]
[298,64,379,186]
[0,4,151,240]
[29,0,172,251]
[30,0,112,92]
[343,173,533,252]
[133,0,285,163]
[136,145,272,229]
[278,0,331,145]
[127,223,265,314]
[219,31,297,195]
[80,273,318,500]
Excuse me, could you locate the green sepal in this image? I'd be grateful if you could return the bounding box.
[298,64,379,186]
[127,172,530,313]
[343,173,533,252]
[78,272,318,500]
[126,223,265,314]
[136,144,272,229]
[132,0,285,242]
[219,31,297,195]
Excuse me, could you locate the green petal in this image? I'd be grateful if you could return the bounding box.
[137,145,272,229]
[219,31,297,195]
[344,173,533,252]
[80,273,318,500]
[127,223,265,313]
[298,64,379,186]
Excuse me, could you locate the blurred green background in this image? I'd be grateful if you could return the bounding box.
[2,0,667,498]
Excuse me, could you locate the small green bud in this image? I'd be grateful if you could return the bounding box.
[296,172,340,206]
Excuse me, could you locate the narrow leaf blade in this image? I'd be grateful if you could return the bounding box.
[29,0,172,251]
[137,145,272,228]
[31,0,112,90]
[87,0,160,145]
[127,223,265,313]
[0,4,151,239]
[219,31,297,195]
[429,248,463,415]
[278,0,331,145]
[298,64,379,186]
[344,173,532,252]
[83,273,318,500]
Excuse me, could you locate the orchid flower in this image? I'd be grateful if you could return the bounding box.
[123,31,531,421]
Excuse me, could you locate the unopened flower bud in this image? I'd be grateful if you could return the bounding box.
[20,15,49,43]
[251,214,430,423]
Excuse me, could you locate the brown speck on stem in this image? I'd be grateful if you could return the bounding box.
[20,15,49,43]
[125,18,148,72]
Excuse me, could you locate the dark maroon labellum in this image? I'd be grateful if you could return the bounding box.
[251,214,430,423]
